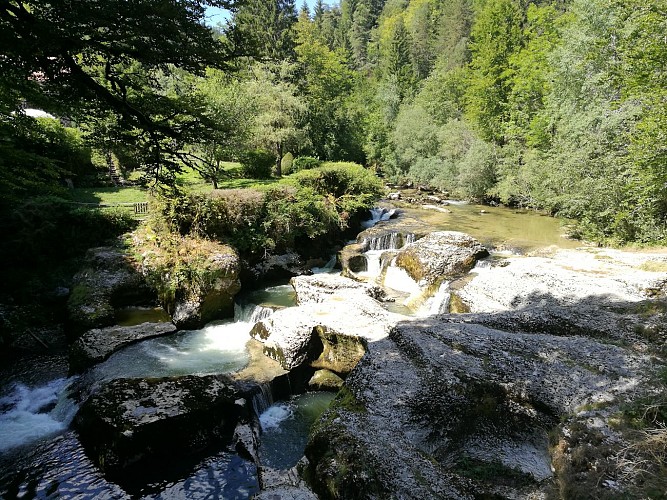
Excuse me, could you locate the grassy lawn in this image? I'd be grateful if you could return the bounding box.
[67,186,148,205]
[67,162,287,208]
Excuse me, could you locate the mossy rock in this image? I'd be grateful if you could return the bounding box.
[308,369,344,391]
[310,326,367,376]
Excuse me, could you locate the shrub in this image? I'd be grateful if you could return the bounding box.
[238,149,275,179]
[291,162,384,213]
[281,152,294,174]
[2,196,136,267]
[291,156,322,173]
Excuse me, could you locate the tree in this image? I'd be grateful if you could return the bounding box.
[466,0,525,144]
[248,63,307,176]
[0,0,246,187]
[195,70,253,188]
[232,0,298,61]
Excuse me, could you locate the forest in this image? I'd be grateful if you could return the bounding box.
[1,0,666,249]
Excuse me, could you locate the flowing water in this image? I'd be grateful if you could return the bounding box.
[405,203,579,252]
[0,282,309,499]
[0,205,577,497]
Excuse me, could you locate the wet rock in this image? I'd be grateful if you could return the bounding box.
[69,321,177,373]
[67,246,153,335]
[308,369,344,391]
[75,374,256,478]
[247,251,310,284]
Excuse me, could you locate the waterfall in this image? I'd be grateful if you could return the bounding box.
[312,254,337,274]
[361,207,396,229]
[405,233,416,245]
[251,383,275,417]
[417,282,451,317]
[365,232,401,251]
[234,303,275,323]
[362,250,383,278]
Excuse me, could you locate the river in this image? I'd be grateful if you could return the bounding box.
[0,202,576,498]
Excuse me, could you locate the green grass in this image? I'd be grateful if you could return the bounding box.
[67,186,148,205]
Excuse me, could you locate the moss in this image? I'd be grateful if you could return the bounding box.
[453,456,534,487]
[449,293,471,314]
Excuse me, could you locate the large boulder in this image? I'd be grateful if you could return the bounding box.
[250,274,403,374]
[382,231,488,310]
[75,374,258,479]
[67,246,154,335]
[392,231,488,287]
[305,318,650,499]
[134,229,242,329]
[69,321,177,373]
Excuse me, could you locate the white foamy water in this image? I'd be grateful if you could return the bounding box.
[416,282,451,317]
[312,254,338,274]
[259,404,292,431]
[383,263,422,295]
[90,321,253,382]
[357,250,384,280]
[361,207,396,229]
[0,378,78,452]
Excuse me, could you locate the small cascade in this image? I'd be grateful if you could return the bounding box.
[404,233,416,245]
[251,383,275,418]
[362,250,383,278]
[0,378,79,452]
[312,254,337,274]
[417,282,451,317]
[361,207,396,229]
[234,303,275,323]
[365,232,401,251]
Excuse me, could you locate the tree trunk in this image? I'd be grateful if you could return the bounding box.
[275,142,283,177]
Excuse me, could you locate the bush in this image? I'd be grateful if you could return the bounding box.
[291,156,322,173]
[238,149,275,179]
[291,162,384,213]
[153,162,383,259]
[281,152,294,174]
[1,196,136,268]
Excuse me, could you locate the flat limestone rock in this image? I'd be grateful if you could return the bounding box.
[305,318,649,498]
[251,274,404,372]
[69,321,176,372]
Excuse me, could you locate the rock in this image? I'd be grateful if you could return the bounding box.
[75,374,257,478]
[247,251,309,284]
[250,274,402,373]
[291,274,386,304]
[69,321,177,373]
[421,204,452,213]
[394,231,488,287]
[454,249,667,345]
[308,369,344,391]
[305,318,649,499]
[67,246,154,335]
[388,192,401,200]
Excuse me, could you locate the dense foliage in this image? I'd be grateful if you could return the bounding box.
[288,0,666,244]
[2,0,666,248]
[156,162,383,259]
